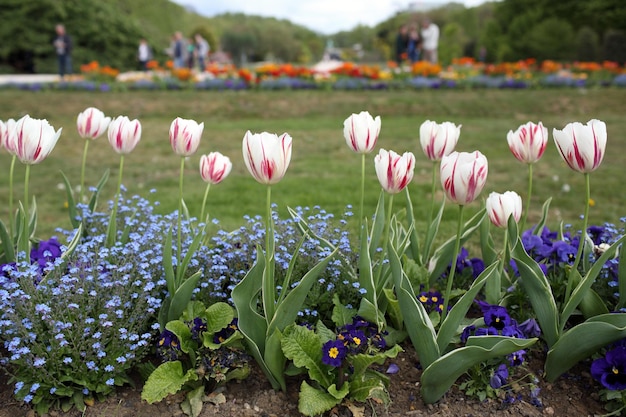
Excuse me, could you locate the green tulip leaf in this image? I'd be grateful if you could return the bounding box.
[167,270,202,323]
[532,198,552,235]
[0,219,15,263]
[60,171,79,229]
[618,241,626,310]
[421,336,537,404]
[389,239,440,368]
[437,262,499,352]
[545,314,626,381]
[369,191,386,260]
[88,169,110,213]
[423,196,446,263]
[509,225,559,347]
[404,186,422,263]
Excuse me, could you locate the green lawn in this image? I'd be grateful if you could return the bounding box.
[1,88,625,239]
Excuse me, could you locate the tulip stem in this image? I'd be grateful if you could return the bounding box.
[423,161,438,260]
[359,153,365,232]
[263,185,276,321]
[80,140,89,203]
[106,155,124,247]
[564,173,590,304]
[375,193,394,296]
[177,157,185,266]
[521,163,533,232]
[19,164,31,264]
[442,204,464,322]
[200,182,211,226]
[8,155,16,238]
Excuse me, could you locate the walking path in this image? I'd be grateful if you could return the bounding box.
[0,74,61,85]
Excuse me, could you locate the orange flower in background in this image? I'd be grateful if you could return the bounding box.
[540,60,562,73]
[146,60,160,70]
[172,68,192,81]
[238,68,254,83]
[165,60,174,69]
[411,61,441,77]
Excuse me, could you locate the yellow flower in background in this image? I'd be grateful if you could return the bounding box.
[589,198,596,207]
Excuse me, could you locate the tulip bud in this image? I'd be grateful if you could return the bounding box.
[13,115,62,164]
[440,151,488,205]
[199,152,232,184]
[553,119,606,173]
[77,107,111,140]
[374,149,415,194]
[169,117,203,157]
[242,131,292,185]
[107,116,142,154]
[343,111,381,154]
[419,120,460,161]
[507,121,548,164]
[486,191,523,228]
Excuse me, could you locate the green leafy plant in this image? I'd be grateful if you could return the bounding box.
[281,318,402,416]
[142,301,249,417]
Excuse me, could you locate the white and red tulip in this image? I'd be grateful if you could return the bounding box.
[553,119,606,173]
[486,191,523,228]
[374,149,416,194]
[12,115,62,164]
[343,111,381,154]
[507,121,548,164]
[242,131,292,185]
[77,107,111,140]
[440,151,488,205]
[169,117,203,157]
[419,120,461,161]
[199,152,232,184]
[107,116,142,154]
[0,118,16,155]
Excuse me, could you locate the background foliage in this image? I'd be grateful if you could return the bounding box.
[0,0,625,73]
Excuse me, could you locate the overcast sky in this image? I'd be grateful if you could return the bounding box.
[171,1,487,35]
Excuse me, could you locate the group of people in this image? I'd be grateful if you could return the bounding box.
[168,31,211,72]
[53,24,212,78]
[395,18,439,65]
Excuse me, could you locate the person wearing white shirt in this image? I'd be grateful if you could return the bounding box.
[421,18,439,64]
[138,39,152,71]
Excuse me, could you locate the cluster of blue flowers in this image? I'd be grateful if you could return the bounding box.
[0,193,174,406]
[198,205,362,325]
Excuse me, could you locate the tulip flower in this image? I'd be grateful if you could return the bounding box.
[13,115,62,165]
[439,150,488,318]
[343,111,381,154]
[11,115,62,263]
[440,151,488,206]
[107,116,142,154]
[169,117,203,157]
[507,121,548,231]
[553,119,607,303]
[242,131,292,185]
[419,120,460,162]
[0,118,17,236]
[486,191,523,228]
[419,120,461,258]
[0,118,17,155]
[77,107,111,201]
[553,119,606,174]
[105,116,142,247]
[485,190,523,304]
[77,107,111,140]
[343,111,381,229]
[507,122,547,164]
[374,149,415,194]
[199,152,232,222]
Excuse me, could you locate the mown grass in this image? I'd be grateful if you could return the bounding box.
[1,88,625,239]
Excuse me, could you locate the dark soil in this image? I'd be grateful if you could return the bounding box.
[0,345,607,417]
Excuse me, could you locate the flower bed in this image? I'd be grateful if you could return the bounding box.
[1,108,626,416]
[2,58,626,92]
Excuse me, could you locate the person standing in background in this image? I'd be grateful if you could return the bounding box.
[137,38,152,71]
[195,34,210,72]
[421,18,440,64]
[172,31,186,69]
[395,25,409,65]
[53,24,72,79]
[407,25,422,63]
